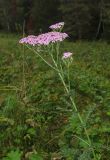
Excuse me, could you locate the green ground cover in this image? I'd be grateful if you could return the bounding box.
[0,34,110,159]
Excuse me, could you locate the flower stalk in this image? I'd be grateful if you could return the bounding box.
[19,22,97,160]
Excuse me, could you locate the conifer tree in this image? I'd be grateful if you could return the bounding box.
[60,0,92,39]
[31,0,61,33]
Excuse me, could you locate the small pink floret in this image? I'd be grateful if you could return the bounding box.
[62,52,73,59]
[49,22,64,30]
[19,32,68,46]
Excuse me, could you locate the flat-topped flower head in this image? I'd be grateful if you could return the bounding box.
[62,52,73,59]
[19,32,68,46]
[49,22,64,30]
[19,35,37,45]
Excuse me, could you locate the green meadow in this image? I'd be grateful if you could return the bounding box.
[0,34,110,159]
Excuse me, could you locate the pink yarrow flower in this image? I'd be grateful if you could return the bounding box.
[62,52,73,59]
[19,31,68,46]
[49,22,64,30]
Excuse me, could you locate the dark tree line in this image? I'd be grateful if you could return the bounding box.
[0,0,110,40]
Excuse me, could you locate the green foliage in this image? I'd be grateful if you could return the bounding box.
[3,149,22,160]
[29,153,43,160]
[0,34,110,159]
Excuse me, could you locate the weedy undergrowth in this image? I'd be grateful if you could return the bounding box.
[0,24,110,159]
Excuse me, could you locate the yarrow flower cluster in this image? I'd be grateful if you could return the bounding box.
[49,22,64,30]
[18,22,97,159]
[19,31,68,46]
[62,52,73,59]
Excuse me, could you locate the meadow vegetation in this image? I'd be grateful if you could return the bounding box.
[0,33,110,159]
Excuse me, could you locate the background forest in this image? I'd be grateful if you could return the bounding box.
[0,0,110,40]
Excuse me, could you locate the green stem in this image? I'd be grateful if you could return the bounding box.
[26,43,96,159]
[22,21,26,97]
[49,50,96,158]
[74,135,90,146]
[56,42,60,63]
[67,62,70,91]
[53,47,97,159]
[22,44,26,97]
[26,45,59,72]
[58,72,96,159]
